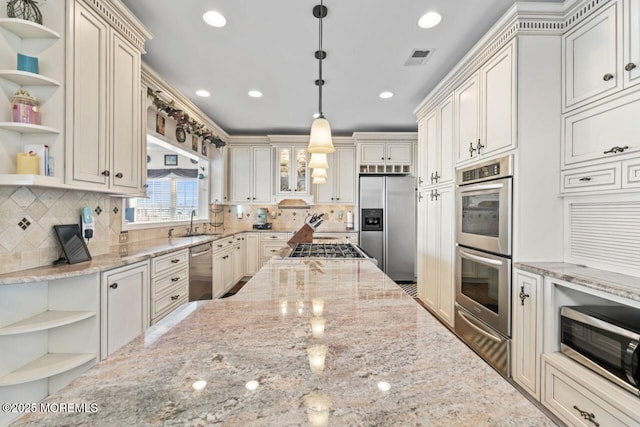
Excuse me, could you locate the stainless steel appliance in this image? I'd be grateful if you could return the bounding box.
[189,243,213,301]
[561,305,640,397]
[287,243,368,259]
[454,155,513,378]
[359,175,416,282]
[253,207,272,230]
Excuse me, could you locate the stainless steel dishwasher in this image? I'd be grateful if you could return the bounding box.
[189,243,212,301]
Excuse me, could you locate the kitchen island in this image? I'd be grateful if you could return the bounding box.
[12,259,554,426]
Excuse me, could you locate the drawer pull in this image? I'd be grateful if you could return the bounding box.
[572,405,599,427]
[170,259,180,264]
[519,286,530,306]
[578,177,592,182]
[603,73,614,81]
[270,249,277,253]
[217,244,223,248]
[468,142,476,157]
[625,62,637,71]
[171,277,180,282]
[603,145,629,154]
[476,139,484,153]
[271,236,278,239]
[171,294,180,301]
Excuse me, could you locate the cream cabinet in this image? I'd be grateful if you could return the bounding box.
[276,145,309,196]
[101,261,149,359]
[359,142,413,174]
[512,269,542,399]
[456,41,516,164]
[67,0,145,193]
[417,185,454,327]
[260,232,287,267]
[210,146,228,204]
[229,146,272,203]
[314,147,355,204]
[244,233,261,276]
[424,95,454,187]
[232,235,245,284]
[150,249,188,325]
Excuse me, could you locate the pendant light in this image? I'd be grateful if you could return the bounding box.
[312,176,327,184]
[312,168,328,179]
[307,1,335,154]
[309,153,329,169]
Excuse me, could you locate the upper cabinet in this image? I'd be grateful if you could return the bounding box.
[66,0,148,194]
[420,95,454,188]
[314,146,355,204]
[455,41,516,164]
[355,133,417,174]
[276,145,309,197]
[229,145,272,203]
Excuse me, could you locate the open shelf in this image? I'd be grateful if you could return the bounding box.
[0,174,63,188]
[0,311,96,336]
[0,70,60,86]
[0,122,59,134]
[0,353,95,386]
[0,18,60,39]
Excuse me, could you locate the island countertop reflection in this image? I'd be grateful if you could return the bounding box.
[13,259,555,426]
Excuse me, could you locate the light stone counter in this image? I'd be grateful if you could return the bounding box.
[13,259,555,426]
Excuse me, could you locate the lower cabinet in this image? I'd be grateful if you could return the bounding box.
[150,249,189,325]
[244,233,261,276]
[260,232,288,267]
[232,237,245,284]
[212,245,233,298]
[100,261,149,359]
[512,269,542,399]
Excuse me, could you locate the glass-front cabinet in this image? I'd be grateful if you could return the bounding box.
[276,146,309,196]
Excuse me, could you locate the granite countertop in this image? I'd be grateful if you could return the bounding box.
[13,259,554,426]
[515,262,640,303]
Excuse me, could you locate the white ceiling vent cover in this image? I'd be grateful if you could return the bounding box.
[405,49,434,66]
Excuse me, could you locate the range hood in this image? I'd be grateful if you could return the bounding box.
[277,198,312,209]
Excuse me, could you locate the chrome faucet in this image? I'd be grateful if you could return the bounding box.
[188,210,196,235]
[168,228,174,239]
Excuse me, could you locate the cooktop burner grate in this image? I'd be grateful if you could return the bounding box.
[288,243,364,258]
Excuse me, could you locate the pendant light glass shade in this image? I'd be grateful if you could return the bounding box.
[312,176,327,184]
[311,168,328,179]
[309,153,329,169]
[308,117,335,154]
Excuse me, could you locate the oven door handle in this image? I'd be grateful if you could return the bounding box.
[624,340,640,387]
[458,310,503,343]
[459,250,505,266]
[459,182,505,193]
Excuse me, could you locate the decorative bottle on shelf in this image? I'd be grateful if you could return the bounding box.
[11,90,40,124]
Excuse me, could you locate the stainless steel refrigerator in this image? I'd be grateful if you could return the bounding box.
[359,175,416,282]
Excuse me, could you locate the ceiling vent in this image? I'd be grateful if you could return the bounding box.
[404,49,434,66]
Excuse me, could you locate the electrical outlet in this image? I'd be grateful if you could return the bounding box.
[119,245,128,256]
[119,231,129,243]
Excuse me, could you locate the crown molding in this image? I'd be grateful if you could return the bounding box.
[80,0,152,52]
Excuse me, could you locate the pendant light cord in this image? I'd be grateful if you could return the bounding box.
[318,0,324,118]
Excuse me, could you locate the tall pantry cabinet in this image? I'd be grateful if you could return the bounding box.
[66,0,150,194]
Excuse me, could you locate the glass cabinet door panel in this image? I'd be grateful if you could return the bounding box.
[280,148,291,192]
[295,148,307,192]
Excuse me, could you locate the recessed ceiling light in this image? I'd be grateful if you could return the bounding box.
[418,12,442,29]
[248,90,263,98]
[195,90,210,98]
[379,91,394,99]
[203,10,226,28]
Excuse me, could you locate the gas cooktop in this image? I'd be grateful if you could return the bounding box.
[288,243,366,259]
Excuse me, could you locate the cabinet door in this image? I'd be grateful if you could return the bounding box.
[563,2,621,110]
[625,0,640,87]
[210,146,228,203]
[335,147,355,203]
[436,186,454,326]
[424,191,439,311]
[252,147,272,202]
[244,233,260,275]
[417,116,428,188]
[424,111,438,185]
[481,41,516,156]
[438,95,454,184]
[233,243,244,283]
[386,143,412,165]
[110,32,140,191]
[360,143,385,164]
[102,263,148,358]
[212,251,225,298]
[512,269,541,399]
[70,2,109,187]
[223,249,234,291]
[230,147,251,202]
[293,147,308,194]
[455,73,480,163]
[416,190,428,302]
[314,151,335,203]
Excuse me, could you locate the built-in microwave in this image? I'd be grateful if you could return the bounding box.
[561,305,640,397]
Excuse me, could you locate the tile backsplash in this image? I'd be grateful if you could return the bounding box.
[222,204,356,232]
[0,187,113,275]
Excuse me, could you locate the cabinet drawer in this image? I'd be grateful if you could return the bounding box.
[151,281,188,319]
[561,164,621,193]
[622,159,640,188]
[151,266,188,298]
[260,233,287,242]
[151,249,189,276]
[261,242,284,258]
[542,356,639,426]
[212,238,234,251]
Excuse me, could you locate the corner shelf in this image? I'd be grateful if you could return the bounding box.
[0,18,60,39]
[0,311,96,336]
[0,174,63,188]
[0,353,95,386]
[0,122,59,134]
[0,70,60,87]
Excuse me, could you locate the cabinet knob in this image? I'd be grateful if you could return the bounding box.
[143,184,149,188]
[110,283,118,289]
[603,73,614,81]
[603,145,628,154]
[468,142,477,157]
[331,197,334,200]
[388,157,391,160]
[336,197,340,200]
[519,286,530,306]
[218,244,223,248]
[171,294,180,301]
[625,62,637,71]
[101,170,110,177]
[115,172,124,179]
[253,197,256,200]
[381,157,384,160]
[171,277,180,282]
[247,197,251,200]
[171,259,180,264]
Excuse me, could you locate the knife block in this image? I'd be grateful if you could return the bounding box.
[287,224,314,246]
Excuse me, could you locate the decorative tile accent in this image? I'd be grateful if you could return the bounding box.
[113,206,119,214]
[10,187,36,209]
[18,217,31,230]
[95,206,103,215]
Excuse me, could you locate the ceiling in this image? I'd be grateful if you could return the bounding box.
[122,0,563,137]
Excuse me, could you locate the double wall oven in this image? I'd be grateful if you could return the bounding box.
[454,155,513,378]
